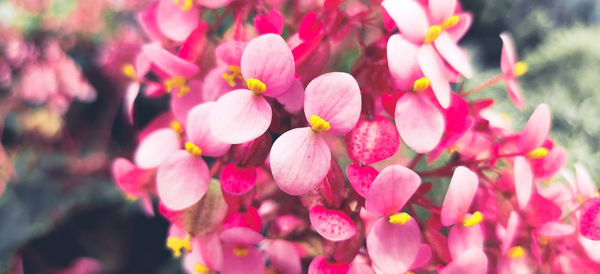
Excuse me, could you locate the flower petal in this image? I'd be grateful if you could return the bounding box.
[187,102,231,156]
[446,12,472,42]
[137,2,163,42]
[142,43,199,77]
[157,150,210,210]
[266,240,301,274]
[418,44,451,108]
[440,248,488,274]
[395,93,445,153]
[220,163,257,196]
[157,0,199,42]
[124,82,140,124]
[276,78,305,113]
[580,197,600,240]
[381,0,429,43]
[505,76,525,110]
[270,127,331,195]
[345,116,400,165]
[536,222,575,237]
[346,164,379,198]
[215,41,247,66]
[517,103,551,154]
[308,256,350,274]
[134,128,181,169]
[209,89,272,144]
[514,156,533,209]
[576,163,597,200]
[387,34,421,91]
[220,227,265,245]
[309,205,357,241]
[428,0,457,25]
[501,211,520,253]
[241,34,295,97]
[367,217,421,273]
[201,66,244,102]
[434,32,472,78]
[448,224,484,260]
[171,79,203,124]
[441,166,479,226]
[365,165,421,217]
[304,72,362,135]
[111,158,152,197]
[221,244,266,274]
[500,32,517,74]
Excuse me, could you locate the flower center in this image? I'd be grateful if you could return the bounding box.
[412,77,430,92]
[462,211,483,227]
[388,212,411,225]
[222,65,244,87]
[507,246,524,259]
[526,147,548,159]
[122,63,137,81]
[173,0,193,11]
[425,15,461,43]
[513,61,528,77]
[165,76,191,97]
[309,115,331,132]
[171,121,184,135]
[166,235,192,258]
[185,142,203,157]
[247,78,266,95]
[233,246,249,257]
[194,263,210,273]
[442,15,460,29]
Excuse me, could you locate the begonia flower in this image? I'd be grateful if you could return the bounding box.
[500,32,528,110]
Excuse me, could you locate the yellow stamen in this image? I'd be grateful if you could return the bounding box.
[507,246,524,259]
[185,142,203,157]
[526,147,548,159]
[388,212,411,225]
[309,115,331,132]
[447,144,459,154]
[122,64,137,81]
[233,246,249,257]
[425,26,442,43]
[513,62,528,77]
[538,236,549,245]
[222,65,244,87]
[164,76,191,97]
[405,272,416,274]
[166,235,192,258]
[125,193,137,202]
[247,78,266,95]
[194,263,210,273]
[442,15,460,29]
[171,121,184,135]
[412,77,430,92]
[462,211,483,227]
[173,0,193,11]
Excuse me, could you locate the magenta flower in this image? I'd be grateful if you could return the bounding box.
[270,72,361,195]
[500,32,528,110]
[210,34,295,144]
[580,197,600,240]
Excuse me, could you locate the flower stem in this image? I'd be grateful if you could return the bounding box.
[463,74,505,96]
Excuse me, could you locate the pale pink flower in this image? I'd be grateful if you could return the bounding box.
[500,32,527,109]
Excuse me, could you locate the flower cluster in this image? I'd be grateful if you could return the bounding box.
[111,0,600,273]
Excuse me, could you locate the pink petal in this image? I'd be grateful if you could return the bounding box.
[367,217,421,273]
[501,211,520,253]
[434,32,472,78]
[520,107,553,152]
[134,128,181,169]
[142,43,199,77]
[346,164,379,198]
[428,0,457,25]
[579,235,600,262]
[365,165,421,217]
[446,12,473,42]
[241,34,295,97]
[395,93,445,153]
[111,158,152,197]
[156,150,210,210]
[418,44,451,108]
[387,34,421,91]
[157,0,199,42]
[505,75,525,110]
[532,146,567,179]
[124,82,140,124]
[348,263,375,274]
[187,102,231,156]
[209,89,272,144]
[308,256,350,274]
[254,9,284,35]
[304,72,362,135]
[580,197,600,240]
[276,78,305,113]
[381,0,429,43]
[448,224,484,260]
[136,2,163,42]
[440,248,488,274]
[266,240,301,274]
[201,66,243,102]
[441,166,479,226]
[215,41,247,66]
[221,244,266,274]
[536,222,575,237]
[170,79,203,123]
[197,0,234,8]
[345,116,400,165]
[183,234,223,271]
[500,32,517,74]
[309,205,357,241]
[270,127,331,195]
[220,163,257,195]
[411,244,432,269]
[576,163,597,200]
[514,156,533,209]
[220,227,265,245]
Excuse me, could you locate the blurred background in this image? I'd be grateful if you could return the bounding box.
[0,0,599,273]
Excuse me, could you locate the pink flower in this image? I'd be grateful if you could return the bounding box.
[270,72,361,195]
[210,34,295,144]
[219,227,266,274]
[580,197,600,240]
[500,32,528,110]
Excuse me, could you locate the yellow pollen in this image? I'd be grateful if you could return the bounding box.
[222,65,244,87]
[122,64,137,81]
[412,77,430,92]
[388,212,411,225]
[185,142,203,157]
[173,0,193,11]
[442,15,460,29]
[233,246,249,257]
[513,62,528,77]
[166,235,192,258]
[507,246,524,259]
[526,147,548,159]
[309,115,331,132]
[247,78,266,95]
[194,263,210,273]
[448,144,459,154]
[538,236,549,245]
[124,193,137,202]
[425,26,442,43]
[171,121,184,135]
[165,77,191,97]
[405,272,416,274]
[266,268,278,274]
[462,211,483,227]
